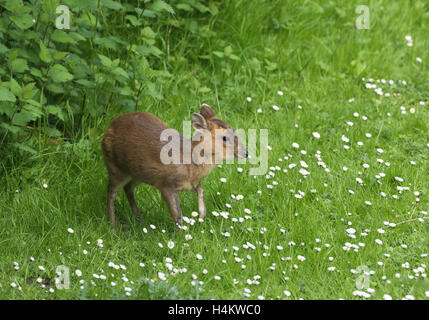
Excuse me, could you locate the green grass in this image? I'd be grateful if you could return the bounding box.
[1,0,429,299]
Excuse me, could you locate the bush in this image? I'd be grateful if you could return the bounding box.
[0,0,219,156]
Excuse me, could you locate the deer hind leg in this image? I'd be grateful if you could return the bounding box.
[105,163,130,228]
[159,188,183,228]
[124,179,142,221]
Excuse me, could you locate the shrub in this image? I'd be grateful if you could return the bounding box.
[0,0,218,155]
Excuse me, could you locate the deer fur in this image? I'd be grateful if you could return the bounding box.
[101,104,248,228]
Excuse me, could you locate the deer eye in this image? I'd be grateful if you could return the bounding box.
[222,136,228,142]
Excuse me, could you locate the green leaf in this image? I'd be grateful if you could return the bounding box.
[94,73,107,85]
[46,105,64,121]
[112,59,120,68]
[71,0,98,10]
[101,0,124,10]
[51,29,77,44]
[126,15,140,27]
[151,0,175,14]
[22,83,37,100]
[0,102,14,117]
[0,87,16,102]
[143,10,156,18]
[149,45,163,57]
[48,64,73,83]
[22,103,43,117]
[26,99,42,107]
[112,67,129,80]
[198,87,211,93]
[0,44,9,54]
[142,27,156,39]
[119,86,133,96]
[132,45,163,58]
[12,110,39,126]
[7,78,21,98]
[39,41,53,63]
[53,51,68,61]
[0,123,21,134]
[46,83,65,93]
[224,45,233,55]
[97,54,112,68]
[213,51,224,58]
[94,37,118,50]
[69,32,86,42]
[75,79,96,88]
[10,13,34,30]
[44,126,62,137]
[250,57,261,72]
[193,2,210,13]
[265,59,277,71]
[145,82,163,100]
[208,3,219,15]
[177,3,193,11]
[12,143,37,154]
[10,58,29,73]
[30,68,43,79]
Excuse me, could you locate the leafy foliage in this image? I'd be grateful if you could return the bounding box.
[0,0,220,156]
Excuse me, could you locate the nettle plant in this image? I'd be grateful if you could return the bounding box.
[0,0,219,155]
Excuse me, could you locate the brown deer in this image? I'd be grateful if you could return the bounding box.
[101,104,248,228]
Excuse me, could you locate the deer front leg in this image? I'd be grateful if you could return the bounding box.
[160,188,183,228]
[195,184,206,220]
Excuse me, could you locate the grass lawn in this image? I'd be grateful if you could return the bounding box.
[1,0,429,299]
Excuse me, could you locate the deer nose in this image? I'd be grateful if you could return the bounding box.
[244,151,249,158]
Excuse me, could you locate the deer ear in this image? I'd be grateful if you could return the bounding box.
[192,113,207,131]
[200,104,216,120]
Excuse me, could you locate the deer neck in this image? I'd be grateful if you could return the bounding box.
[185,134,216,185]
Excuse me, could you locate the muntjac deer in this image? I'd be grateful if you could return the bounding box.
[101,104,248,228]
